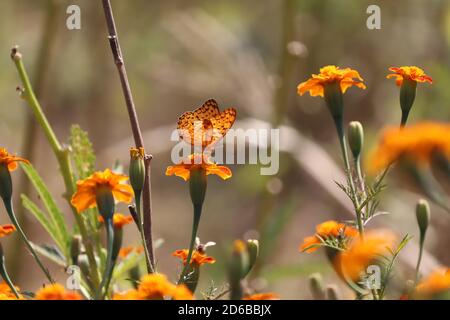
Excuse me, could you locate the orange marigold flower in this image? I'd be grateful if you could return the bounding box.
[113,290,139,300]
[0,224,16,238]
[336,230,397,281]
[166,153,231,181]
[368,122,450,173]
[99,213,134,229]
[387,66,433,86]
[415,268,450,297]
[71,169,133,213]
[35,284,82,300]
[0,282,23,300]
[297,65,366,97]
[171,285,195,300]
[115,274,194,300]
[173,249,216,266]
[0,148,29,172]
[118,245,144,259]
[300,220,358,253]
[243,293,279,300]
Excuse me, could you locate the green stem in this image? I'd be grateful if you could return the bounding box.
[97,220,115,300]
[4,199,54,283]
[178,204,202,285]
[0,243,20,298]
[334,117,364,238]
[136,193,153,274]
[414,235,425,284]
[11,49,100,289]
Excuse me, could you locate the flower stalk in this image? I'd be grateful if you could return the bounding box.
[0,163,54,283]
[0,242,20,298]
[101,0,155,272]
[178,168,207,285]
[11,47,100,289]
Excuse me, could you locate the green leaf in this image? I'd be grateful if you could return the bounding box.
[20,162,70,256]
[30,243,67,267]
[69,125,96,179]
[21,194,64,250]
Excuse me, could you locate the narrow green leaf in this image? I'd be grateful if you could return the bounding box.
[21,194,64,250]
[30,243,67,267]
[20,162,70,255]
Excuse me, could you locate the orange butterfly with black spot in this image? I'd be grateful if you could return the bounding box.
[177,99,236,148]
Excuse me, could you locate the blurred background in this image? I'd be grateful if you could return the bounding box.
[0,0,449,299]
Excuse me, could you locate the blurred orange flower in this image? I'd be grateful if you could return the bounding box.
[0,148,29,172]
[335,230,397,281]
[173,249,216,266]
[300,220,358,253]
[0,282,23,300]
[166,153,231,181]
[387,66,433,86]
[113,273,193,300]
[118,245,144,259]
[415,268,450,297]
[71,169,133,213]
[244,293,279,300]
[35,284,82,300]
[0,224,16,238]
[368,122,450,173]
[297,65,366,97]
[99,213,134,229]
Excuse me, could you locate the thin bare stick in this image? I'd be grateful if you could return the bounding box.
[101,0,155,271]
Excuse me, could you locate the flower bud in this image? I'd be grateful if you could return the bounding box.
[326,285,341,300]
[0,164,13,202]
[243,239,259,277]
[399,78,417,126]
[348,121,364,160]
[416,199,430,236]
[228,240,249,300]
[112,227,123,263]
[309,273,326,300]
[70,235,82,265]
[129,147,146,197]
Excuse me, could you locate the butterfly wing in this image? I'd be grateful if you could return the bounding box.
[209,108,237,145]
[177,99,220,145]
[177,99,235,147]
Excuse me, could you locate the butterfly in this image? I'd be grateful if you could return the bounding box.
[177,99,236,148]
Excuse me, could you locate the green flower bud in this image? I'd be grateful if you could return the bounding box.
[229,240,249,300]
[399,78,417,126]
[326,285,341,300]
[348,121,364,160]
[309,273,326,300]
[416,199,430,236]
[129,147,146,197]
[183,263,200,294]
[112,227,123,262]
[70,235,82,265]
[243,239,259,277]
[0,164,13,202]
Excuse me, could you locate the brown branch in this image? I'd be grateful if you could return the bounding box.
[101,0,155,271]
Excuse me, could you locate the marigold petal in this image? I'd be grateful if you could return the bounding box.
[206,164,232,180]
